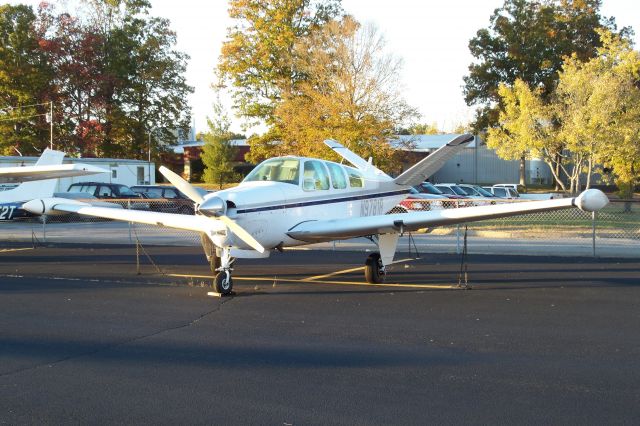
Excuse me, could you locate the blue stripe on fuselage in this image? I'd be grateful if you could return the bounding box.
[236,189,410,214]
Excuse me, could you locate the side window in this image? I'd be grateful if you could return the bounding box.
[326,162,347,189]
[494,188,506,197]
[146,188,163,198]
[346,168,364,188]
[302,160,330,191]
[163,188,179,199]
[99,186,113,197]
[80,184,98,196]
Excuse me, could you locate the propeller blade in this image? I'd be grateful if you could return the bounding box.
[159,166,205,204]
[218,215,266,253]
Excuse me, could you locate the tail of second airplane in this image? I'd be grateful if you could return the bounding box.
[2,149,65,203]
[393,134,474,187]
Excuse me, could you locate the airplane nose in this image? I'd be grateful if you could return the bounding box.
[198,196,226,217]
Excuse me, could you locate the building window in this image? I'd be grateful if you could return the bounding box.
[112,169,117,179]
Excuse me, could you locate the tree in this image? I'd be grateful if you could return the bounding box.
[218,0,342,127]
[0,5,54,155]
[201,99,240,188]
[558,30,640,200]
[249,16,417,171]
[464,0,625,132]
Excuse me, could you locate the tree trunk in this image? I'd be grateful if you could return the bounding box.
[586,155,593,190]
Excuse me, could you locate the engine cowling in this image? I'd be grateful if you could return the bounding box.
[22,198,89,216]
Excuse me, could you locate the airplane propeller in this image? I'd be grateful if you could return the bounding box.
[158,166,265,253]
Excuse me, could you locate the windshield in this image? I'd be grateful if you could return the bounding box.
[243,158,300,185]
[419,182,444,195]
[451,185,468,196]
[459,186,477,196]
[475,186,495,197]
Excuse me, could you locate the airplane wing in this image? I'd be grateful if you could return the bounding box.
[287,189,609,242]
[392,134,474,187]
[0,163,108,184]
[23,200,224,235]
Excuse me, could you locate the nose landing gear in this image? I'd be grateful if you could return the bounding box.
[213,247,235,296]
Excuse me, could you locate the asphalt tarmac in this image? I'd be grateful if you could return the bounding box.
[1,243,639,425]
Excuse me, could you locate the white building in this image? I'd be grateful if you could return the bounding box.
[0,155,155,192]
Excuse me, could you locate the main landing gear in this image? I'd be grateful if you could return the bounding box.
[214,248,235,295]
[364,252,385,284]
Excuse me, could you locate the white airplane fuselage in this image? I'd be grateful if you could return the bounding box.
[203,166,408,251]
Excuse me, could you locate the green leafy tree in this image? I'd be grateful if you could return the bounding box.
[201,100,241,188]
[0,5,54,155]
[218,0,342,127]
[464,0,625,132]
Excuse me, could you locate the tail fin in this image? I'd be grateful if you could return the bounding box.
[1,149,65,202]
[393,134,474,187]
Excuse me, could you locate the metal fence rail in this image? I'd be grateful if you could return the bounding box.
[1,198,638,258]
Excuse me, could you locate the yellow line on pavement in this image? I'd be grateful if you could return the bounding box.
[0,248,34,253]
[302,257,419,282]
[167,273,454,290]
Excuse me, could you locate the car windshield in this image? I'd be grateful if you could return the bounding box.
[459,186,477,196]
[420,182,444,195]
[475,186,495,197]
[451,185,468,196]
[243,158,300,185]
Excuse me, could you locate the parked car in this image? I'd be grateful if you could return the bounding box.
[483,186,520,199]
[457,184,498,205]
[130,185,207,214]
[67,182,149,209]
[394,187,447,212]
[418,182,466,208]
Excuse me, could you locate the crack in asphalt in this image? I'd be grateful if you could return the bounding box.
[0,288,234,379]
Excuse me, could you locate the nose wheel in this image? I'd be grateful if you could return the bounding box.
[214,271,233,294]
[213,247,235,295]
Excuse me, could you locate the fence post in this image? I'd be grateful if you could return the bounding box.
[592,211,596,257]
[456,224,460,254]
[128,199,132,243]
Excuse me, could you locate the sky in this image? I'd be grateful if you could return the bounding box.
[6,0,640,136]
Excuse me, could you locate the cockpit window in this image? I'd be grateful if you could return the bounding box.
[243,158,300,185]
[302,160,330,191]
[326,162,347,189]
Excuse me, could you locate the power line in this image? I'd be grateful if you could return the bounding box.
[0,113,48,123]
[0,101,51,112]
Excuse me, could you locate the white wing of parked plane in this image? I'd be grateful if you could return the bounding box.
[287,189,609,242]
[0,163,108,184]
[23,198,226,234]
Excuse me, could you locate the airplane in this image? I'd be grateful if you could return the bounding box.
[0,149,107,221]
[22,134,609,294]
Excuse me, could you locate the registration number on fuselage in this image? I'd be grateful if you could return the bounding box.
[360,198,384,217]
[0,204,19,221]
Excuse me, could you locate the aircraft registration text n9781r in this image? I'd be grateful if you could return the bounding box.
[22,135,610,295]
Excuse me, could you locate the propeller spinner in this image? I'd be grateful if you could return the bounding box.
[158,166,265,253]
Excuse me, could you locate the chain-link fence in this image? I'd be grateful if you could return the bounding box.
[1,197,638,257]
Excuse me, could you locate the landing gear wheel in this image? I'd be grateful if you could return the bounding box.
[214,271,233,295]
[364,252,385,284]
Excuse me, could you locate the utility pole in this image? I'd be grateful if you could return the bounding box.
[49,101,53,149]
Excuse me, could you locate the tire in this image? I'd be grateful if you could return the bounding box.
[364,253,385,284]
[214,271,233,295]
